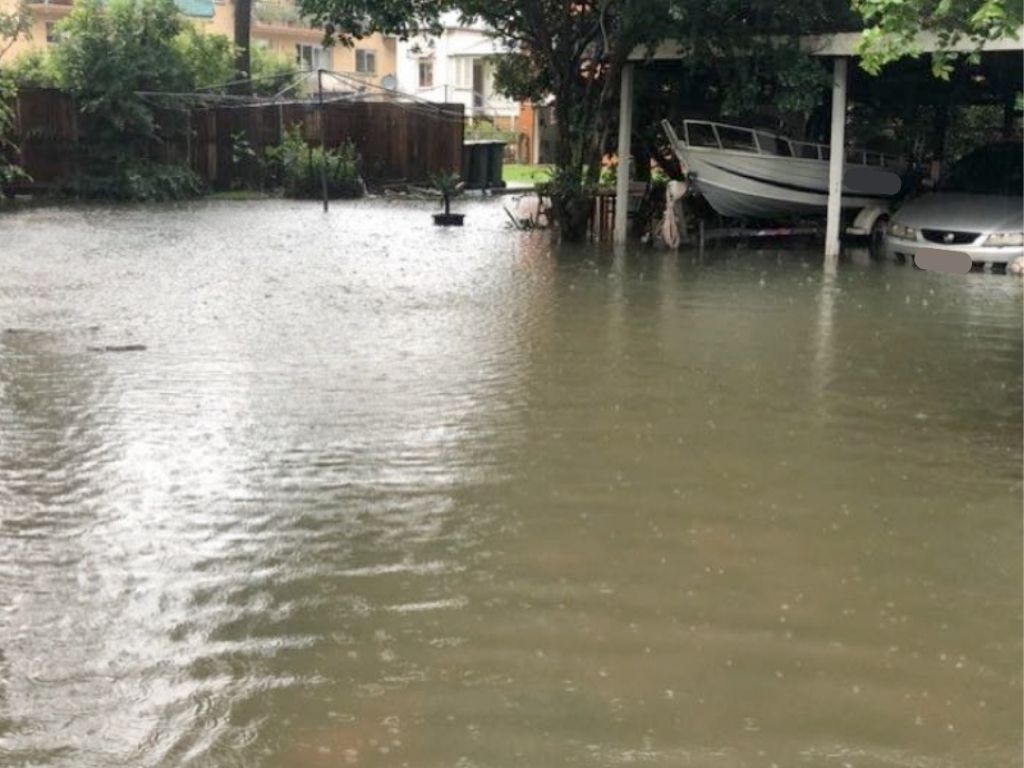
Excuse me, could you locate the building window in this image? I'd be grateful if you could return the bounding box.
[45,21,58,44]
[355,49,376,74]
[418,59,433,89]
[295,43,332,71]
[453,58,472,89]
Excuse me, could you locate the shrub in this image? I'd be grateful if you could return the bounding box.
[174,25,235,91]
[69,158,202,201]
[250,46,301,96]
[266,125,363,199]
[0,71,29,192]
[3,50,60,88]
[50,0,204,200]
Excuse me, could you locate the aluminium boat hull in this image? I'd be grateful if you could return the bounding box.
[675,145,901,220]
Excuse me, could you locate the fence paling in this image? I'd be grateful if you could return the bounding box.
[10,88,465,192]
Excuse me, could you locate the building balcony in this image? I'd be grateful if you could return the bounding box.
[253,1,312,29]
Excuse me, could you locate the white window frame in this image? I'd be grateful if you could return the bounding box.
[452,57,473,89]
[355,49,376,75]
[295,43,333,71]
[418,58,434,89]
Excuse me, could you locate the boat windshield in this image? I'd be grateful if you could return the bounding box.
[677,119,901,167]
[937,142,1023,195]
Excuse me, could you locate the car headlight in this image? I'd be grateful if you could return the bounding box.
[888,222,917,239]
[983,232,1024,247]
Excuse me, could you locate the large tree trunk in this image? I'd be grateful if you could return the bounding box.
[232,0,253,95]
[548,94,593,243]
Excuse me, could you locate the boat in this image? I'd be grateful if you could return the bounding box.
[661,119,904,220]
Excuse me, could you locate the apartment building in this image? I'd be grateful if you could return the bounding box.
[0,0,396,91]
[394,13,520,132]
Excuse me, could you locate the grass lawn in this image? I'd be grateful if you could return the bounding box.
[502,164,553,186]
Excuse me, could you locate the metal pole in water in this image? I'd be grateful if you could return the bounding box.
[613,63,634,245]
[824,56,848,260]
[318,68,329,213]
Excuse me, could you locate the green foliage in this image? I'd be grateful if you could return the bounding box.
[175,26,235,90]
[0,70,29,190]
[47,0,204,199]
[3,50,60,88]
[491,53,550,104]
[298,0,445,45]
[719,44,830,116]
[502,163,552,185]
[265,124,363,199]
[944,103,1009,162]
[430,170,463,212]
[54,0,189,149]
[0,0,32,61]
[70,158,203,200]
[853,0,1023,78]
[463,119,514,143]
[250,45,300,95]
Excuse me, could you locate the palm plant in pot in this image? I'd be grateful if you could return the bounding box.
[431,171,465,226]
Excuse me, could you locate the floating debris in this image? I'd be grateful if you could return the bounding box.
[87,344,147,353]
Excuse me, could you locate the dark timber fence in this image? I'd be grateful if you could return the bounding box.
[9,89,465,192]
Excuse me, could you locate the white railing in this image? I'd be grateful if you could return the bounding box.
[676,119,901,168]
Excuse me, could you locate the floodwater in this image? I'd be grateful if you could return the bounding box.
[0,198,1021,768]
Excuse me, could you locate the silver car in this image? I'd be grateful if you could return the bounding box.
[884,142,1023,268]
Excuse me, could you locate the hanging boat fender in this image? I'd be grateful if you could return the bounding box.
[660,179,689,249]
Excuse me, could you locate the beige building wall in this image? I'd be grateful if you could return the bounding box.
[0,0,69,63]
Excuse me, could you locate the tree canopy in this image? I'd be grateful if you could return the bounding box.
[853,0,1022,77]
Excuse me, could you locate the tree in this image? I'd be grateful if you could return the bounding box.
[51,0,201,198]
[853,0,1023,78]
[0,0,31,62]
[250,44,301,95]
[299,0,444,45]
[232,0,252,93]
[176,25,235,90]
[1,70,29,192]
[54,0,190,140]
[0,0,43,194]
[2,49,60,87]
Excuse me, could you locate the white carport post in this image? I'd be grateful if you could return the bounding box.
[613,63,635,245]
[824,56,849,259]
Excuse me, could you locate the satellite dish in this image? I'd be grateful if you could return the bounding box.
[381,74,397,91]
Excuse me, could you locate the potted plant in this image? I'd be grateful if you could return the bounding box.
[431,172,465,226]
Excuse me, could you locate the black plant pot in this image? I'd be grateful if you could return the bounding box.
[433,213,465,226]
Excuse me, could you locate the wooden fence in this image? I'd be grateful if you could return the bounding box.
[9,89,465,192]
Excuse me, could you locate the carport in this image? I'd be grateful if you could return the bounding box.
[614,28,1024,256]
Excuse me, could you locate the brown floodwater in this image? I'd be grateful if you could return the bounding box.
[0,198,1021,767]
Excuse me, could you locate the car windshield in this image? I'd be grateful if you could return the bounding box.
[937,142,1024,195]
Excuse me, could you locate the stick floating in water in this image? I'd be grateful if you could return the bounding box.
[87,344,147,353]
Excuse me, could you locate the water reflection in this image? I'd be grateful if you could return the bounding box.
[0,200,1020,767]
[811,261,838,409]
